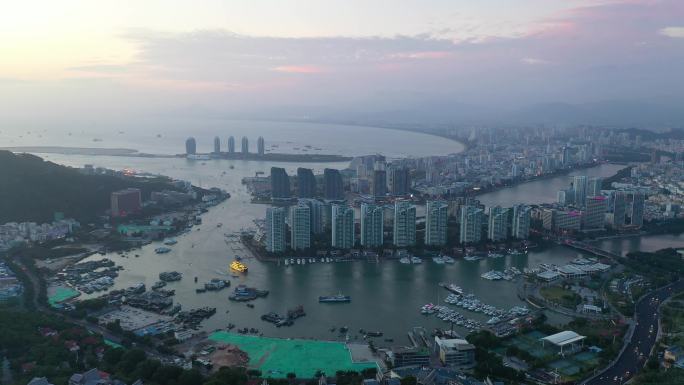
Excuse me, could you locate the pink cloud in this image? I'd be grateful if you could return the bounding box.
[389,51,453,60]
[272,65,325,74]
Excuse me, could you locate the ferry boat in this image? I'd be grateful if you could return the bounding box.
[155,247,172,254]
[440,283,464,295]
[230,260,248,273]
[163,238,177,245]
[319,294,351,303]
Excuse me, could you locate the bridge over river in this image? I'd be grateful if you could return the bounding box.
[560,239,623,259]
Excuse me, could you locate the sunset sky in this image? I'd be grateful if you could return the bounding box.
[1,0,683,126]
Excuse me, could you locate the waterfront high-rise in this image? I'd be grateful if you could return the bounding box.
[573,175,588,207]
[266,207,286,253]
[372,169,387,198]
[213,136,221,153]
[290,203,311,250]
[331,204,355,249]
[324,168,344,200]
[583,196,607,229]
[630,192,645,228]
[543,208,581,232]
[300,198,324,234]
[360,203,384,248]
[425,200,448,246]
[612,191,627,228]
[270,167,291,199]
[227,136,235,153]
[390,167,410,196]
[297,168,316,198]
[257,136,265,156]
[185,137,196,155]
[241,136,249,153]
[393,201,416,247]
[459,205,483,244]
[511,205,531,240]
[588,177,603,197]
[487,206,509,242]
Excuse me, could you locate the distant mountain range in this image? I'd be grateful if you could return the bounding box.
[199,98,684,129]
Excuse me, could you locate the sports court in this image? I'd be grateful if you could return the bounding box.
[504,331,555,358]
[209,331,378,378]
[48,286,80,306]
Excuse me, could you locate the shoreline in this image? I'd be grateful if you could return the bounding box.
[1,119,468,161]
[2,146,353,163]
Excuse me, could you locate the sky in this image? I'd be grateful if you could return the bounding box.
[1,0,683,128]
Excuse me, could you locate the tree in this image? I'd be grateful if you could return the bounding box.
[400,376,417,385]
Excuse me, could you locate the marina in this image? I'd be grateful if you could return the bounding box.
[44,157,633,341]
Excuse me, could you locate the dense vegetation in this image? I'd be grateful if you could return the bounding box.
[623,248,684,286]
[632,368,684,385]
[0,150,176,223]
[0,309,109,385]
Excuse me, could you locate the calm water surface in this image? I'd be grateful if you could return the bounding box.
[2,119,464,158]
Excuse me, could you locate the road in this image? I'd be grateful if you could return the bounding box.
[585,280,684,385]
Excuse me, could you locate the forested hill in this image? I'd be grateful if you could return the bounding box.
[0,151,176,223]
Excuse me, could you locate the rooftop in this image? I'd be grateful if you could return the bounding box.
[541,331,586,347]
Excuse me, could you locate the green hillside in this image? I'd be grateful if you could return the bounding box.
[0,150,176,223]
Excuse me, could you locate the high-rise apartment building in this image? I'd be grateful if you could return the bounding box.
[487,206,509,242]
[266,207,286,253]
[257,136,265,156]
[511,205,531,240]
[299,199,324,234]
[270,167,291,199]
[185,137,196,155]
[587,177,603,197]
[573,176,588,207]
[390,167,410,196]
[613,191,627,228]
[324,168,344,200]
[360,203,384,247]
[290,203,311,250]
[372,169,387,197]
[297,168,316,198]
[425,201,448,246]
[393,201,417,247]
[459,205,483,244]
[331,204,355,249]
[583,196,607,229]
[630,192,645,228]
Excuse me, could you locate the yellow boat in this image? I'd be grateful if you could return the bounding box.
[230,260,248,273]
